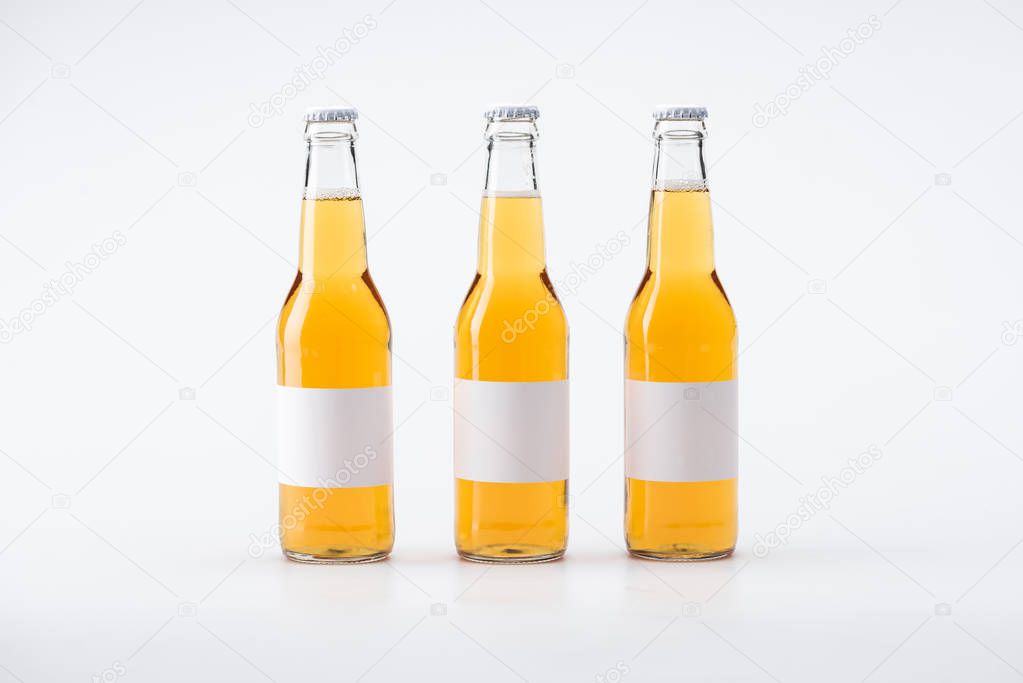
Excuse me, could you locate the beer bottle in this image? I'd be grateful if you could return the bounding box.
[454,105,569,563]
[624,106,738,560]
[276,107,394,563]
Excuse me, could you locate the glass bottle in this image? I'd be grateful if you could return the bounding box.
[454,105,569,563]
[276,107,394,563]
[624,106,738,560]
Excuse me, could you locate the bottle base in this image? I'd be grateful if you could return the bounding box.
[457,546,565,564]
[283,549,390,564]
[628,547,734,562]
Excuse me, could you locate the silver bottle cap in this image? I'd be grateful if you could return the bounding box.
[305,107,358,123]
[653,106,708,121]
[485,104,540,121]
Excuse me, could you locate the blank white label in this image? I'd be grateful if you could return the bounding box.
[625,379,737,482]
[276,385,393,488]
[454,379,569,483]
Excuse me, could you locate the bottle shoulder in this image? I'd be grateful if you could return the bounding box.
[626,271,735,332]
[454,273,568,381]
[278,275,390,336]
[455,273,568,349]
[458,274,566,319]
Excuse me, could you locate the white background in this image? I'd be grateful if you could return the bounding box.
[1,0,1022,680]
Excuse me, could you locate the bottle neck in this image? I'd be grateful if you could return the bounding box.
[483,119,539,195]
[478,119,546,278]
[304,120,360,197]
[652,123,708,191]
[299,121,367,281]
[648,121,715,276]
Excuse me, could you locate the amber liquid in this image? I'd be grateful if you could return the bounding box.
[625,188,737,560]
[455,194,569,562]
[277,196,394,563]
